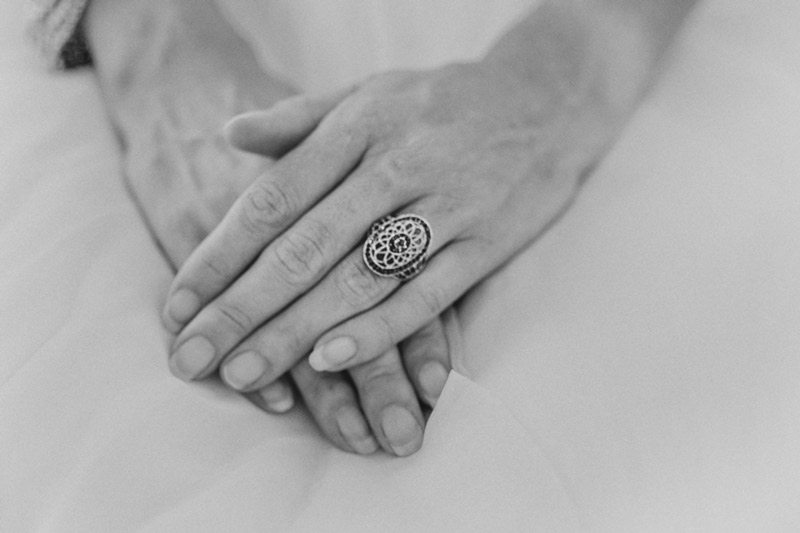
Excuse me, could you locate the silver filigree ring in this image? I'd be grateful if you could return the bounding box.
[362,214,432,281]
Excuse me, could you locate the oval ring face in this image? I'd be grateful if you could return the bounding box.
[362,214,431,280]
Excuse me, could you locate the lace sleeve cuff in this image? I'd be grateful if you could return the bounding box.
[28,0,92,69]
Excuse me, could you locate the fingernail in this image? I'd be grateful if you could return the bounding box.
[258,381,294,413]
[164,289,200,333]
[337,405,379,455]
[221,351,268,391]
[418,362,449,406]
[170,336,215,381]
[380,405,422,457]
[309,337,358,371]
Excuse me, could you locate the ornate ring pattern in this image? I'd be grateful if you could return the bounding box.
[362,214,431,281]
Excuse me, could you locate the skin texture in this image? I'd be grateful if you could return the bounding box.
[85,0,453,456]
[164,0,697,412]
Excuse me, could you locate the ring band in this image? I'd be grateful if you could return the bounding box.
[362,214,432,281]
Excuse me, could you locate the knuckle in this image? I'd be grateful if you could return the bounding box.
[358,99,386,131]
[212,300,254,337]
[272,222,331,286]
[369,156,403,194]
[326,103,364,140]
[358,359,402,390]
[325,97,369,139]
[370,148,425,194]
[383,149,419,176]
[199,253,228,280]
[338,121,367,151]
[240,179,294,234]
[335,258,388,309]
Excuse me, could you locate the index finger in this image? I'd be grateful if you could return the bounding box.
[162,92,366,333]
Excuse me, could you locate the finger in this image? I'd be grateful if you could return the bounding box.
[162,103,369,334]
[244,377,296,414]
[224,87,355,157]
[308,240,486,373]
[349,347,425,457]
[291,359,379,455]
[399,317,451,407]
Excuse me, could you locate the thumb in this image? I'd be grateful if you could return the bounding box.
[224,86,355,158]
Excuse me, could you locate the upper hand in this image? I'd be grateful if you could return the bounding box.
[161,58,605,391]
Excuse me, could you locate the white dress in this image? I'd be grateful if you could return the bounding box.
[5,1,800,530]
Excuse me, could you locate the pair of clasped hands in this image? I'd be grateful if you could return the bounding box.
[95,0,647,458]
[160,62,584,457]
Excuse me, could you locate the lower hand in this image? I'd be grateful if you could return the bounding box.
[273,316,451,456]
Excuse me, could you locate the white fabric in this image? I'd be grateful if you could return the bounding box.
[2,0,800,530]
[223,0,535,92]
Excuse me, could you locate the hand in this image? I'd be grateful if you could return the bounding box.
[87,0,452,455]
[161,27,623,396]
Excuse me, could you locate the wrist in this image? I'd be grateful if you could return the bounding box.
[489,3,681,122]
[86,0,290,99]
[476,1,682,183]
[85,0,294,137]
